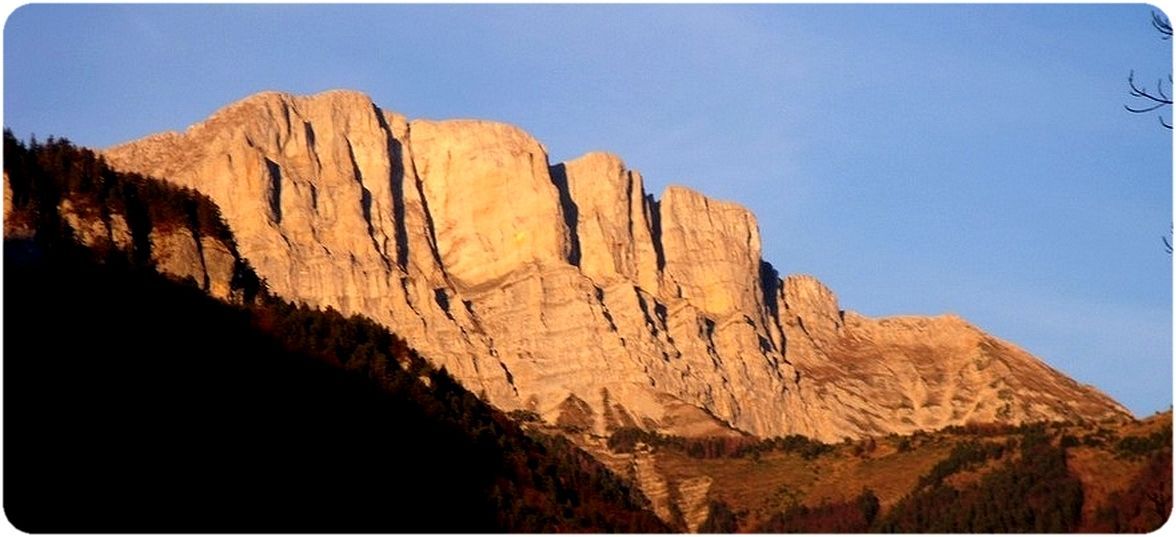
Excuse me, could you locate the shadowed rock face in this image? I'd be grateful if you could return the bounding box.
[102,90,1131,441]
[7,185,241,301]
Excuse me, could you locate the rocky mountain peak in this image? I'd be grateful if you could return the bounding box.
[565,151,627,173]
[659,185,763,318]
[556,151,659,290]
[407,117,568,290]
[100,90,1132,441]
[781,274,843,347]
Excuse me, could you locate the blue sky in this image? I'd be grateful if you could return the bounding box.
[5,4,1171,416]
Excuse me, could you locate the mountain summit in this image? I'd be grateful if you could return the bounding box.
[102,90,1130,441]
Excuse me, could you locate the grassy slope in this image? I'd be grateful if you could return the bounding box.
[655,433,952,529]
[581,415,1171,532]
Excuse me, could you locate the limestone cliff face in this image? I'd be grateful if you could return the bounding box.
[660,186,764,319]
[410,119,571,290]
[775,276,1129,436]
[102,90,1131,441]
[555,152,660,292]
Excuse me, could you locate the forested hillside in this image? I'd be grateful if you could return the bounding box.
[3,133,668,532]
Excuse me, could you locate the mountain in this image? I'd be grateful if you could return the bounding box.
[101,89,1130,441]
[3,112,1164,533]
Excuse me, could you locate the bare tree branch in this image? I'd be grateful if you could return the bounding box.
[1126,12,1175,129]
[1153,11,1172,39]
[1125,12,1173,254]
[1125,71,1174,127]
[1127,71,1173,106]
[1125,102,1169,114]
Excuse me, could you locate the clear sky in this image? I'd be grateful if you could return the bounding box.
[4,4,1171,416]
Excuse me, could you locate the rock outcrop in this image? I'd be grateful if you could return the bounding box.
[676,476,715,533]
[777,275,1133,436]
[101,90,1131,441]
[24,193,241,300]
[410,119,571,290]
[555,152,660,291]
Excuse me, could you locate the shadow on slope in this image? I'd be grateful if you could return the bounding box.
[3,132,668,533]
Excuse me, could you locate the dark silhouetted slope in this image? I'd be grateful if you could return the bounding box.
[3,133,668,532]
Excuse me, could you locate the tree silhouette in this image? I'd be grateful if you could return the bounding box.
[1123,12,1174,253]
[1126,11,1173,129]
